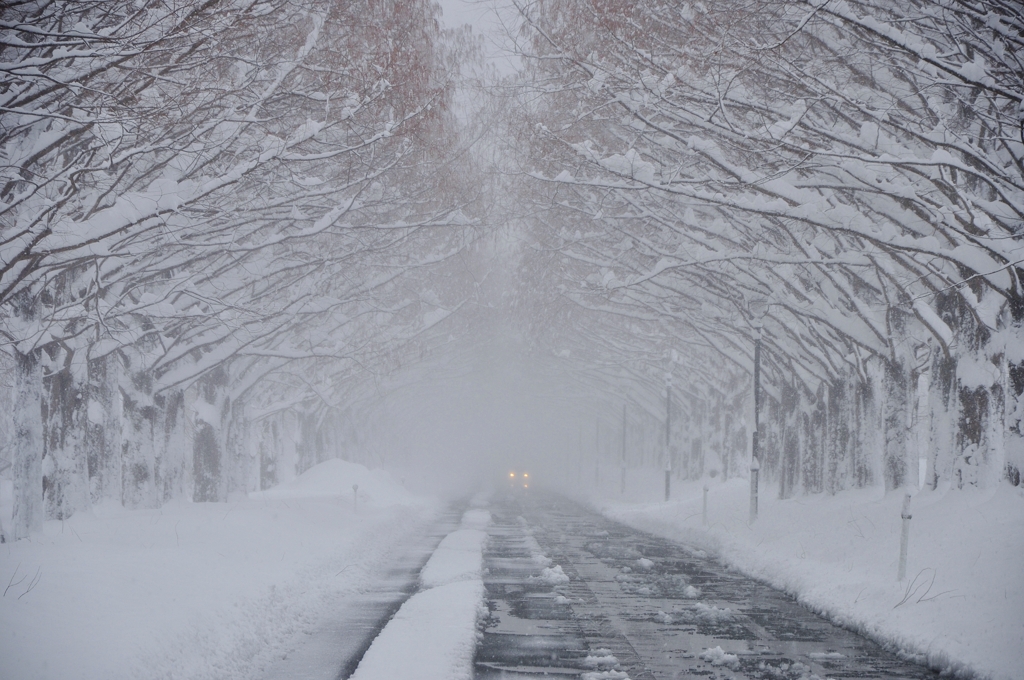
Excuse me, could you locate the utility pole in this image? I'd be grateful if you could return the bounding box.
[751,327,761,523]
[665,377,672,502]
[595,419,600,485]
[620,404,627,495]
[577,423,583,486]
[748,296,768,523]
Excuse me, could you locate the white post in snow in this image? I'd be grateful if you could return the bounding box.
[898,493,912,581]
[353,484,359,514]
[702,484,709,527]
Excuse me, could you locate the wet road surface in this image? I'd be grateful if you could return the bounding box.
[476,490,938,680]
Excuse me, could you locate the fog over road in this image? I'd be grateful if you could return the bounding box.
[476,490,937,680]
[1,1,1021,678]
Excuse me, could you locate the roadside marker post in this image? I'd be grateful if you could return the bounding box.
[898,493,912,581]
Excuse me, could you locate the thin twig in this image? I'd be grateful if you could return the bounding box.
[18,567,41,600]
[919,585,955,603]
[894,568,935,608]
[4,564,24,597]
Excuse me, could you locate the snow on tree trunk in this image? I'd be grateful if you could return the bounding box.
[41,360,89,520]
[912,368,932,491]
[12,350,43,539]
[983,355,1007,489]
[930,352,958,490]
[86,354,122,506]
[258,419,279,491]
[158,390,188,503]
[119,370,160,510]
[804,385,827,495]
[192,368,229,503]
[882,360,909,492]
[956,354,998,489]
[225,398,257,497]
[825,380,846,494]
[777,381,801,500]
[853,379,876,489]
[1007,357,1024,487]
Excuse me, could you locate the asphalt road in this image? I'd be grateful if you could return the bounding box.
[476,489,938,680]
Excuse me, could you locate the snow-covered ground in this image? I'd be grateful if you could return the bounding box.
[0,459,439,680]
[583,472,1024,680]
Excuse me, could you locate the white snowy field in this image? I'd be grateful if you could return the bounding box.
[583,473,1024,680]
[0,459,439,680]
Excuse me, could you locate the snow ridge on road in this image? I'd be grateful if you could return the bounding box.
[349,506,490,680]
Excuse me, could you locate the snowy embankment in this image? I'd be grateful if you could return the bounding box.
[0,459,437,680]
[588,476,1023,680]
[349,505,490,680]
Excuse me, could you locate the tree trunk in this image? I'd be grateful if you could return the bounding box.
[882,359,909,492]
[86,354,123,505]
[159,390,188,503]
[119,371,159,509]
[192,367,229,502]
[42,360,89,520]
[12,350,44,539]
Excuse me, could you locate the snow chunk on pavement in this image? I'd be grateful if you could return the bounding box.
[537,564,570,585]
[582,671,629,680]
[583,651,619,668]
[695,602,734,622]
[419,529,487,588]
[700,646,739,668]
[349,579,484,680]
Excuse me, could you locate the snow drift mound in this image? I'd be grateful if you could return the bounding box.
[250,458,416,507]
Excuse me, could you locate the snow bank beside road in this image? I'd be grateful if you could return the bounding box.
[249,457,415,507]
[348,579,485,680]
[419,528,487,588]
[592,478,1024,680]
[351,506,491,680]
[0,459,435,680]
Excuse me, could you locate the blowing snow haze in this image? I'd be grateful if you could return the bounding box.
[0,1,1022,680]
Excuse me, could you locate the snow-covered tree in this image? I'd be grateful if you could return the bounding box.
[1,0,483,536]
[509,0,1024,494]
